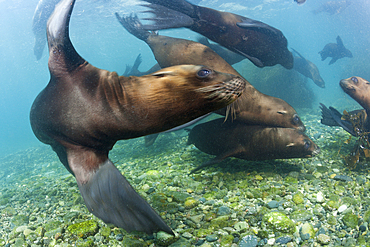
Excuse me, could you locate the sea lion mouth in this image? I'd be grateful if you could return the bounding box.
[195,76,246,102]
[311,146,321,157]
[339,79,356,93]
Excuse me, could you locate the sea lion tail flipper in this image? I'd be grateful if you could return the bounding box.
[68,152,173,235]
[139,4,194,30]
[115,13,152,41]
[47,0,85,74]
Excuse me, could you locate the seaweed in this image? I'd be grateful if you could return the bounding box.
[340,110,370,169]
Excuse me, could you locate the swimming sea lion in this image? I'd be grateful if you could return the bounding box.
[188,118,320,173]
[340,77,370,110]
[292,48,325,88]
[138,0,293,69]
[319,36,352,65]
[30,0,246,234]
[116,14,305,131]
[32,0,61,60]
[320,103,368,137]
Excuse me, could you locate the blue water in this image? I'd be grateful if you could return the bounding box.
[0,0,369,157]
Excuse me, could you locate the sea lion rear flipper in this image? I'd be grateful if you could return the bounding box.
[139,4,194,30]
[328,57,338,65]
[68,151,173,235]
[319,103,356,136]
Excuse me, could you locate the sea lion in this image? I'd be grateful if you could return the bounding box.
[340,77,370,110]
[320,103,368,137]
[188,118,320,173]
[319,36,352,65]
[30,0,246,234]
[292,48,325,88]
[32,0,61,60]
[138,0,293,69]
[116,14,305,132]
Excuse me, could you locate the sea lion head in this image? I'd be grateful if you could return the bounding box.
[149,64,246,109]
[340,76,370,110]
[283,129,320,158]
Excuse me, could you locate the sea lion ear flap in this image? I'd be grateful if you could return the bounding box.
[286,143,295,147]
[277,110,288,115]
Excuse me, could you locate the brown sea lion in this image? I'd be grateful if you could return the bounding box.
[292,48,325,88]
[138,0,293,69]
[116,14,305,132]
[340,77,370,110]
[319,36,352,65]
[188,118,320,173]
[30,0,246,235]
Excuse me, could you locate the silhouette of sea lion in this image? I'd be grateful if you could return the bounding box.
[319,36,352,65]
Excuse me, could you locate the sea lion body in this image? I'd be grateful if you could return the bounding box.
[319,36,352,65]
[188,118,320,173]
[30,0,246,235]
[140,0,293,69]
[116,14,305,131]
[292,49,325,88]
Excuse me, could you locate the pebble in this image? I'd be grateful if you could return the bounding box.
[359,225,367,232]
[182,232,193,239]
[217,205,231,216]
[275,236,291,244]
[267,200,279,209]
[316,191,324,202]
[115,234,123,241]
[239,235,258,247]
[206,234,218,242]
[338,204,347,213]
[317,234,330,244]
[333,175,353,182]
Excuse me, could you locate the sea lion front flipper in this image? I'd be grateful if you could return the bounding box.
[67,150,173,235]
[190,149,241,174]
[236,18,279,37]
[145,134,159,147]
[328,57,338,65]
[47,0,85,74]
[232,47,264,67]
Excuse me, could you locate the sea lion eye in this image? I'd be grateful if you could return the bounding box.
[292,114,300,124]
[304,140,311,149]
[351,77,358,83]
[197,69,212,78]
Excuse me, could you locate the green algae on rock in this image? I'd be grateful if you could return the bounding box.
[262,212,296,234]
[342,212,359,229]
[67,220,99,238]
